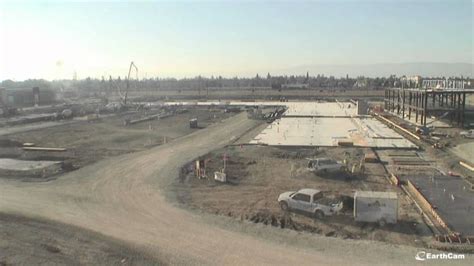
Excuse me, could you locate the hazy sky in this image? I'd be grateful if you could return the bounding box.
[0,0,472,80]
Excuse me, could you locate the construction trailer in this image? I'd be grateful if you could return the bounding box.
[354,191,398,225]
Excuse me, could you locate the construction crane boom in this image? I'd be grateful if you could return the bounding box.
[123,61,138,105]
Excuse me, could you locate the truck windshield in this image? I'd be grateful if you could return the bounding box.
[313,192,323,201]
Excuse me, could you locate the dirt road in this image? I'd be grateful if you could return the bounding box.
[0,213,158,265]
[0,114,466,265]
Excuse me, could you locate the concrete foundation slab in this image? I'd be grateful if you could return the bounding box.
[283,102,357,117]
[250,117,417,148]
[166,101,416,148]
[409,175,474,236]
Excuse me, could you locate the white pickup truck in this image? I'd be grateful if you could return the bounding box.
[307,158,345,173]
[278,188,343,219]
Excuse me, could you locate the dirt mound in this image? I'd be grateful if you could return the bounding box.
[245,210,357,238]
[248,211,294,229]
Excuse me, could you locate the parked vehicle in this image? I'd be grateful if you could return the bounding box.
[278,188,343,218]
[460,129,474,138]
[307,158,344,173]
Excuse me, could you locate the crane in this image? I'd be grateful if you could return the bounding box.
[116,61,138,106]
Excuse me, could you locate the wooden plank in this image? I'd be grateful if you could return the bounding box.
[23,147,67,152]
[22,143,35,147]
[460,161,474,172]
[392,161,431,166]
[337,140,354,146]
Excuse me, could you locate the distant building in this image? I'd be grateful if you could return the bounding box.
[353,79,368,88]
[401,76,468,90]
[0,87,56,107]
[401,76,422,88]
[421,78,467,90]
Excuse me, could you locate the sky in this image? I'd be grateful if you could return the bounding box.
[0,0,472,80]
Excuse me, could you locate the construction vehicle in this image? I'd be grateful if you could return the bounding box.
[307,158,345,173]
[341,150,366,177]
[108,61,139,111]
[123,61,138,106]
[54,109,73,120]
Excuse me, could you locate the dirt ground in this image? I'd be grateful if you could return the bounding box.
[0,213,158,265]
[1,113,447,265]
[1,101,472,264]
[175,145,433,248]
[0,107,234,177]
[452,141,474,166]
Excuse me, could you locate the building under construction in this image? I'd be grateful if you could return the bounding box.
[384,78,474,127]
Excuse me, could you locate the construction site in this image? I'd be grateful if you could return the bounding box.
[1,64,474,264]
[3,0,474,263]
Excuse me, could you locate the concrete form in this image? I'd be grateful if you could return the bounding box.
[408,175,474,236]
[0,158,62,177]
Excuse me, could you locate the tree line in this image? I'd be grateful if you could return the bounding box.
[1,74,471,92]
